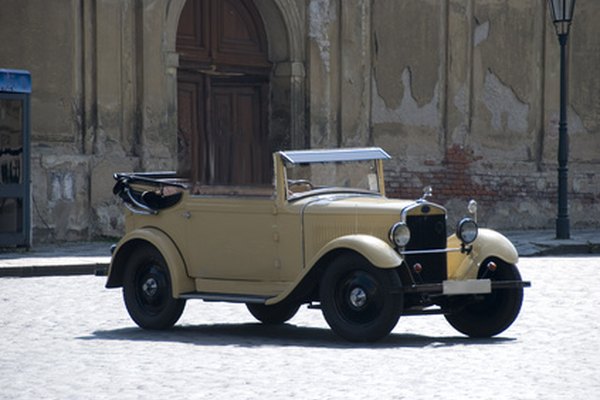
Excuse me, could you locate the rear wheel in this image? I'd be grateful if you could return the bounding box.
[123,244,186,329]
[246,302,300,324]
[320,253,402,342]
[445,259,524,337]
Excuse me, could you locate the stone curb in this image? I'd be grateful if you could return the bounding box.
[508,232,600,257]
[525,243,600,257]
[0,263,109,278]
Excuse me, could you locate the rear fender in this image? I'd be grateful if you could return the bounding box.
[447,228,519,280]
[106,228,195,296]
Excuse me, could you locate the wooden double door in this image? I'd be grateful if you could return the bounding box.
[176,0,272,185]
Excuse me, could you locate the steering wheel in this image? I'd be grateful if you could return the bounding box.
[287,179,313,191]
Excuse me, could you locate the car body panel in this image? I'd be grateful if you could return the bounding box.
[108,226,195,296]
[447,229,519,280]
[178,196,279,281]
[192,277,291,298]
[300,196,411,266]
[307,234,404,270]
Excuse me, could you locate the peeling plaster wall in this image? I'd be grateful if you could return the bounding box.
[1,2,92,242]
[372,68,440,129]
[308,0,336,73]
[373,0,441,109]
[308,0,340,149]
[561,1,600,164]
[369,0,444,161]
[0,0,164,242]
[364,0,600,230]
[482,70,529,135]
[470,0,543,163]
[2,0,600,243]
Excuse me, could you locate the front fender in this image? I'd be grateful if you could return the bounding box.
[266,234,402,306]
[307,234,403,270]
[106,227,195,296]
[447,228,519,280]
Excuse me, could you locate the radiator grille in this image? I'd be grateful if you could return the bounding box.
[404,214,447,283]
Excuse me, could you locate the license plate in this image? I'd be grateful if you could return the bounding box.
[443,279,491,295]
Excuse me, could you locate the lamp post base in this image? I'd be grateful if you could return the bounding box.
[556,217,570,240]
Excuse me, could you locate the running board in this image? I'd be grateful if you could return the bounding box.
[179,292,271,304]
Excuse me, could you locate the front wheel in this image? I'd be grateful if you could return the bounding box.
[444,259,524,338]
[320,253,403,342]
[123,244,186,329]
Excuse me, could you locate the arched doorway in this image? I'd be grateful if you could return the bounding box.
[176,0,272,185]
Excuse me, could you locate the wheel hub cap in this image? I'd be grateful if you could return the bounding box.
[142,277,159,297]
[349,287,367,308]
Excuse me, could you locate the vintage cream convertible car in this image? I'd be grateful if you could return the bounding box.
[107,147,529,342]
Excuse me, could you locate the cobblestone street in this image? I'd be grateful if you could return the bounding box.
[1,257,599,399]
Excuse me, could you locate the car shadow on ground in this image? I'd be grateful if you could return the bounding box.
[81,323,515,349]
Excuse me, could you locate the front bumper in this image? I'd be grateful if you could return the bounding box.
[402,279,531,295]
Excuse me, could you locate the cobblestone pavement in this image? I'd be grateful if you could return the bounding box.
[1,257,599,400]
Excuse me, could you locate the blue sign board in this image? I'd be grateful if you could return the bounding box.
[0,69,32,94]
[0,68,31,247]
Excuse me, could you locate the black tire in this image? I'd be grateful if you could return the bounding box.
[246,302,300,324]
[445,259,524,338]
[320,253,403,342]
[123,244,186,330]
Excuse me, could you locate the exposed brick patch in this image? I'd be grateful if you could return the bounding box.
[386,145,494,202]
[384,145,600,229]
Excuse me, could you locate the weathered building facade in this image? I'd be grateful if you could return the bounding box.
[1,0,598,243]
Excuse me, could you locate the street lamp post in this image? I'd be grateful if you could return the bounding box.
[548,0,576,240]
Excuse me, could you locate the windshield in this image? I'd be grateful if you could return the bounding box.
[284,159,382,200]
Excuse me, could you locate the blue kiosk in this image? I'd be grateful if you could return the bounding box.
[0,69,31,247]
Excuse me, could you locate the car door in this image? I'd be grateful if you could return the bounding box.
[181,195,280,282]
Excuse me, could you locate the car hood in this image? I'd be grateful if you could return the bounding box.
[296,195,423,258]
[298,194,417,216]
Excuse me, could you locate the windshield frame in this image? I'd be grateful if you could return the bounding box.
[278,148,390,202]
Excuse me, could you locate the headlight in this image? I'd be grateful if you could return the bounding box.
[390,222,411,247]
[456,218,478,244]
